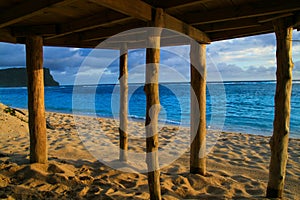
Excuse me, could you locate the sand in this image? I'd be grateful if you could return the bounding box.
[0,103,299,199]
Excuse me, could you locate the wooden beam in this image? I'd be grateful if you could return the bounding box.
[12,25,57,37]
[266,18,294,199]
[44,34,191,49]
[26,35,47,164]
[145,8,163,200]
[81,22,146,42]
[258,13,294,23]
[89,0,152,21]
[165,0,209,10]
[89,0,210,43]
[143,0,202,9]
[48,13,133,39]
[197,18,260,33]
[209,24,274,42]
[164,13,211,44]
[44,33,81,47]
[185,0,300,25]
[44,21,146,45]
[119,43,128,162]
[0,0,76,29]
[0,28,16,43]
[190,42,206,175]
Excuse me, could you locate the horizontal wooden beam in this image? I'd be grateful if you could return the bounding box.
[44,21,146,44]
[89,0,210,43]
[143,0,201,9]
[81,22,146,42]
[197,18,260,33]
[13,12,133,39]
[197,14,294,33]
[44,33,191,49]
[165,0,211,11]
[12,25,57,37]
[209,24,274,42]
[0,28,17,43]
[48,12,133,39]
[258,13,294,23]
[0,0,76,29]
[89,0,152,21]
[164,13,210,43]
[185,0,300,25]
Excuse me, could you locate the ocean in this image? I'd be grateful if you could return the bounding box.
[0,81,299,138]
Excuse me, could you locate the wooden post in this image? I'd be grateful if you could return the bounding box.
[144,8,164,200]
[26,35,47,164]
[119,43,128,162]
[190,42,207,175]
[267,19,294,198]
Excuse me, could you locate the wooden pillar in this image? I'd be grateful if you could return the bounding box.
[190,42,207,175]
[144,8,164,200]
[26,35,47,164]
[267,19,294,198]
[119,43,128,162]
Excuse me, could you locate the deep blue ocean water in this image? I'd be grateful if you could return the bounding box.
[0,81,299,138]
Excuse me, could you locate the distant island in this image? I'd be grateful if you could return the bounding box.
[0,68,59,87]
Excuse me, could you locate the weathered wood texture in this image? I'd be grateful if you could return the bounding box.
[163,13,210,44]
[90,0,152,21]
[0,0,76,29]
[266,19,294,198]
[185,0,300,25]
[144,8,164,200]
[190,42,207,175]
[26,35,47,164]
[1,0,300,47]
[119,43,128,162]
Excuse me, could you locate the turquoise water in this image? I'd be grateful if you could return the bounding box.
[0,81,299,138]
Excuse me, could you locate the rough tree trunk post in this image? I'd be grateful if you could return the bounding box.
[119,43,128,162]
[190,42,207,175]
[267,18,294,198]
[144,8,164,200]
[26,35,47,164]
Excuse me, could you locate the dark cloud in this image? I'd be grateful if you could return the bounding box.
[0,43,25,67]
[0,30,299,84]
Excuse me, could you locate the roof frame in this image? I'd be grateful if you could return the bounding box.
[185,0,300,25]
[89,0,211,43]
[0,0,77,29]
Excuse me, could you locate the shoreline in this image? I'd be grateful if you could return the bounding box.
[5,104,300,139]
[0,105,299,199]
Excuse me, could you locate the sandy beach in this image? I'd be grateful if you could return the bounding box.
[0,103,299,199]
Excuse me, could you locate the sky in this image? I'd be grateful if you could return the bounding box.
[0,30,299,85]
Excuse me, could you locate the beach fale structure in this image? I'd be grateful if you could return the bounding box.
[0,0,299,199]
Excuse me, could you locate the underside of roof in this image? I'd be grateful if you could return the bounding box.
[0,0,299,49]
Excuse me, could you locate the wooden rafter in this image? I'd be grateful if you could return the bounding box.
[144,0,202,9]
[185,0,300,25]
[196,18,260,33]
[89,0,210,43]
[209,24,274,41]
[12,25,57,37]
[165,0,213,12]
[0,28,17,43]
[89,0,152,21]
[47,12,133,39]
[0,0,76,29]
[44,32,191,49]
[164,13,210,43]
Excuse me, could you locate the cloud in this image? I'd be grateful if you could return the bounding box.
[208,61,300,82]
[0,43,25,67]
[0,30,299,84]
